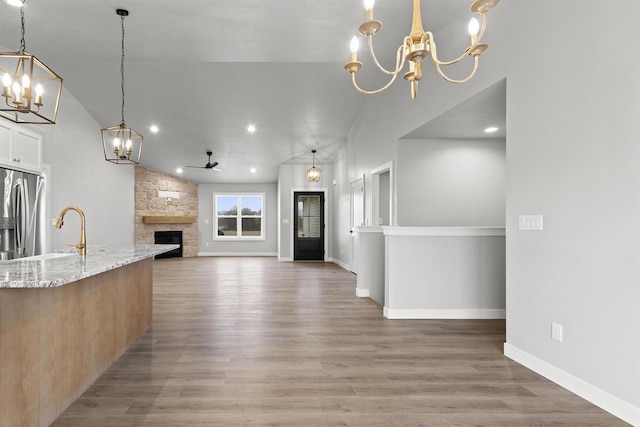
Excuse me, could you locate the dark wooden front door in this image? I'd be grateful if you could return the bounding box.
[294,192,324,260]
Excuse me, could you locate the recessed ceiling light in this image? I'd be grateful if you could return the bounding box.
[484,126,499,133]
[250,167,257,174]
[247,124,256,133]
[6,0,24,7]
[176,168,183,174]
[150,125,159,133]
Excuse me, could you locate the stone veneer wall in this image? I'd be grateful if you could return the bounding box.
[134,166,198,257]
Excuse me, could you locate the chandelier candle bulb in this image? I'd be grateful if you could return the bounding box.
[468,17,480,36]
[34,83,43,106]
[2,74,11,97]
[12,82,21,104]
[350,36,359,61]
[364,0,375,21]
[468,17,480,44]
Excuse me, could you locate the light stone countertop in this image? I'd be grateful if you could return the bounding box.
[0,244,179,289]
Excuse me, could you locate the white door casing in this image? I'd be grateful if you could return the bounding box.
[350,176,364,273]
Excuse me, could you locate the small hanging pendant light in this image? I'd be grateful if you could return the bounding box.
[101,9,144,164]
[307,149,321,182]
[0,0,63,124]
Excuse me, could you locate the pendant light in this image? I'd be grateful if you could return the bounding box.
[0,0,63,124]
[307,150,321,182]
[101,9,143,164]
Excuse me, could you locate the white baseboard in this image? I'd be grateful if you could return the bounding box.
[333,259,350,271]
[278,257,293,262]
[198,252,277,257]
[383,307,506,319]
[504,343,639,426]
[355,288,370,298]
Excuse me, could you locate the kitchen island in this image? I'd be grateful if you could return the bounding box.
[0,245,177,427]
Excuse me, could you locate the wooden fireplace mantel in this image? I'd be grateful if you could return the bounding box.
[142,216,197,224]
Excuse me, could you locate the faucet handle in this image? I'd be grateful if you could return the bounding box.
[67,243,86,250]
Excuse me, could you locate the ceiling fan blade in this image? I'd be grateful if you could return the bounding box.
[211,167,224,172]
[185,165,206,169]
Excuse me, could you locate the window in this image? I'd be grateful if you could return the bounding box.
[214,193,264,239]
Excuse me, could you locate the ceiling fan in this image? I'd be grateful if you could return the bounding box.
[185,151,224,171]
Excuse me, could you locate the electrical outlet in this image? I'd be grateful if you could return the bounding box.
[205,243,209,247]
[551,322,563,342]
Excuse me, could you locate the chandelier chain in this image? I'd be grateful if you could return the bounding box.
[120,13,126,126]
[19,3,26,52]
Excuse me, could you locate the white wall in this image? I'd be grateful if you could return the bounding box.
[277,163,334,261]
[41,87,134,251]
[197,183,278,255]
[340,1,640,422]
[397,138,506,226]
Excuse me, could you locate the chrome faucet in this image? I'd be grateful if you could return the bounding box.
[55,206,86,256]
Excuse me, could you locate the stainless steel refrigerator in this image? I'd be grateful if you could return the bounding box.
[0,168,46,259]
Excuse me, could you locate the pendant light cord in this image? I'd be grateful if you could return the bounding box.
[120,13,126,127]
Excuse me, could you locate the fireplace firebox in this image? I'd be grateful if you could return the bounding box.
[154,231,183,259]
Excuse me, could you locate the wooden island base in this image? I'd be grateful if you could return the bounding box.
[0,258,153,427]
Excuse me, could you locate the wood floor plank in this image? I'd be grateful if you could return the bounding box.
[50,257,628,426]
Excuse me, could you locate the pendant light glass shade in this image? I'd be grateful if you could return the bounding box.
[307,149,321,182]
[101,9,143,165]
[0,3,63,124]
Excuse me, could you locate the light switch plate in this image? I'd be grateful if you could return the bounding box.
[519,215,543,231]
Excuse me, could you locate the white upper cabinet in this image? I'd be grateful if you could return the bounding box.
[0,121,42,173]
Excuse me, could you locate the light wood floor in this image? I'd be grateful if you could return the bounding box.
[52,257,628,426]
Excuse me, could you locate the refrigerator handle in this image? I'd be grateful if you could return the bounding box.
[13,179,27,257]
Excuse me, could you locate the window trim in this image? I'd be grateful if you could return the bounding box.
[213,192,265,241]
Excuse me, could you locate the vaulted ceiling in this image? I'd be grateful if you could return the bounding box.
[0,0,502,183]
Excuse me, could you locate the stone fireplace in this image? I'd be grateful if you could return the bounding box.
[134,166,198,257]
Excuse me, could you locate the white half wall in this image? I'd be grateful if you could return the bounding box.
[383,227,505,319]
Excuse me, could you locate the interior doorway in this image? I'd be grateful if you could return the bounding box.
[293,192,325,260]
[349,176,364,273]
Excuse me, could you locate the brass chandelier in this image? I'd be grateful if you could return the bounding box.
[307,150,321,182]
[344,0,500,99]
[0,0,63,124]
[101,9,143,165]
